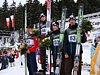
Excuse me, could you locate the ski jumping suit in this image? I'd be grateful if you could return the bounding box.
[63,23,87,75]
[49,29,60,72]
[39,22,47,74]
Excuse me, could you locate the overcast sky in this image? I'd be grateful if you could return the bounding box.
[0,0,45,7]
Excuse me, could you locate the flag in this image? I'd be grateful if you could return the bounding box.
[90,42,100,75]
[6,18,10,28]
[10,15,15,28]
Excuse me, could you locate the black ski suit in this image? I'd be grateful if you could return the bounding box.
[49,29,60,72]
[63,23,87,75]
[39,22,47,74]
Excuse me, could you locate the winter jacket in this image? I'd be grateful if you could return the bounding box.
[9,54,15,62]
[63,23,87,55]
[28,36,39,52]
[49,29,60,55]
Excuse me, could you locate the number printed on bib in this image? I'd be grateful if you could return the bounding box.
[41,28,46,34]
[68,34,77,42]
[26,39,34,47]
[53,39,60,46]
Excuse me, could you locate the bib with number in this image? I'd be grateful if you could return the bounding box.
[68,34,77,42]
[41,28,46,34]
[26,39,34,47]
[53,39,60,46]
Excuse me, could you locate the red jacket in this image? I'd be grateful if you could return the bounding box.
[28,36,39,52]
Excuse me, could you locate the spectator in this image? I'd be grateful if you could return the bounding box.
[9,53,15,67]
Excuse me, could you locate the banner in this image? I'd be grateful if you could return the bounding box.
[46,0,51,28]
[10,15,15,28]
[6,18,10,28]
[47,0,50,22]
[90,42,100,75]
[46,0,51,74]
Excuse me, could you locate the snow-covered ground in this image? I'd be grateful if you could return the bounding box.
[0,57,90,75]
[0,42,91,75]
[0,65,90,75]
[82,42,92,64]
[0,58,90,75]
[0,66,90,75]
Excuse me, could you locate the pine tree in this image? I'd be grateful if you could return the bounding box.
[0,7,5,30]
[27,0,42,26]
[52,1,60,21]
[15,3,24,30]
[2,0,9,30]
[27,0,32,3]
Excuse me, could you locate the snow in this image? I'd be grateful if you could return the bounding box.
[0,56,26,75]
[82,42,91,64]
[0,65,90,75]
[82,71,90,75]
[0,66,25,75]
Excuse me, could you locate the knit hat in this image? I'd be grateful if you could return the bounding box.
[40,13,46,18]
[69,14,76,21]
[52,22,59,27]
